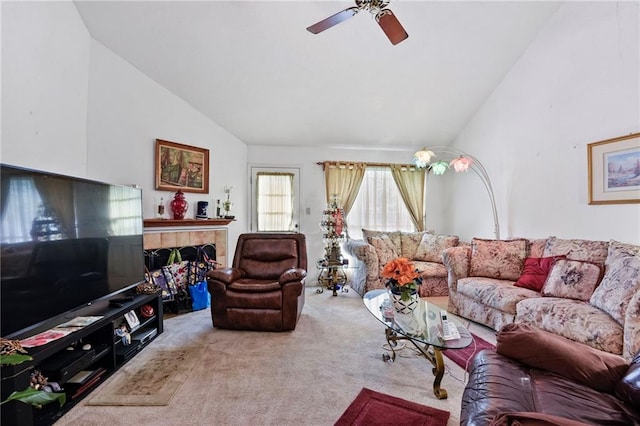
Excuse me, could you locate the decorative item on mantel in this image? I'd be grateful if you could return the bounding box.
[382,258,422,314]
[170,190,189,220]
[222,185,234,219]
[196,201,209,219]
[157,197,165,218]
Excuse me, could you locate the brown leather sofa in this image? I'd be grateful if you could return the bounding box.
[461,324,640,426]
[206,233,307,332]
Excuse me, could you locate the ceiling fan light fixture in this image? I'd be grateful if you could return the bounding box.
[357,0,389,15]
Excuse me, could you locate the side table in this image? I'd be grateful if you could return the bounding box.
[316,260,349,296]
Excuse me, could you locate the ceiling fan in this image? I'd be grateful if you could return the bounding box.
[306,0,408,46]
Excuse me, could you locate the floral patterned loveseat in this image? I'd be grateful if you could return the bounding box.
[342,229,460,297]
[443,236,640,361]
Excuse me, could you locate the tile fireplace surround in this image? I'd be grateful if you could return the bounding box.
[142,225,228,267]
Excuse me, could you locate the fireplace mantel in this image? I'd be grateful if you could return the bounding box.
[143,218,233,228]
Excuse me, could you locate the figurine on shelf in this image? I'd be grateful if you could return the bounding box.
[170,190,189,219]
[115,324,131,346]
[157,197,165,218]
[222,185,233,218]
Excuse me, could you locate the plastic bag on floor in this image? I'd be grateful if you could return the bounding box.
[188,281,211,311]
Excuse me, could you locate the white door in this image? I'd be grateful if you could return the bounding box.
[249,166,301,232]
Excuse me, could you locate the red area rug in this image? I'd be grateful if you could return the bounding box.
[443,333,496,371]
[335,388,450,426]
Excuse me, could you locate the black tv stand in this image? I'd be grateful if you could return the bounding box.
[108,295,136,307]
[0,293,163,426]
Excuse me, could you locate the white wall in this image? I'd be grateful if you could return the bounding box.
[1,0,248,258]
[1,1,90,177]
[86,40,247,236]
[441,1,640,244]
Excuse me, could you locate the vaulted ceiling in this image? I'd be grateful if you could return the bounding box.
[74,1,561,149]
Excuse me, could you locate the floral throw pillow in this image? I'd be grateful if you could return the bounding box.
[469,238,528,281]
[541,259,603,301]
[514,255,566,291]
[543,236,609,263]
[590,240,640,325]
[414,234,459,263]
[369,235,399,274]
[363,229,401,253]
[400,231,431,259]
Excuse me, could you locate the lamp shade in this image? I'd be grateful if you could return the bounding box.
[430,161,449,175]
[413,149,435,168]
[450,156,473,172]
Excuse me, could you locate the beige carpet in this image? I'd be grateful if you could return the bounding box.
[56,286,496,426]
[86,346,203,406]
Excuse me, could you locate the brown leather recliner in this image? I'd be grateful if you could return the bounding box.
[206,233,307,331]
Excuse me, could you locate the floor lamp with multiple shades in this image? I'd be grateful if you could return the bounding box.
[413,146,501,239]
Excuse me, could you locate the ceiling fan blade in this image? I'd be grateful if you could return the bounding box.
[307,7,359,34]
[377,10,408,45]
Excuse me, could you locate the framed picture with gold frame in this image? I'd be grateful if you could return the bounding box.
[587,132,640,205]
[155,139,209,193]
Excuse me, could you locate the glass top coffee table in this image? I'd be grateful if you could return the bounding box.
[363,289,473,399]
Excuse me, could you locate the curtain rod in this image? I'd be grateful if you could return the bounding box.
[316,161,416,169]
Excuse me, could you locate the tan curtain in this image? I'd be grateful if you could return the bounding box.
[390,164,425,231]
[322,162,365,215]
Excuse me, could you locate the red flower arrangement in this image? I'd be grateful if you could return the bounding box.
[382,257,422,301]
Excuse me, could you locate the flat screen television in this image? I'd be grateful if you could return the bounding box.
[0,164,145,338]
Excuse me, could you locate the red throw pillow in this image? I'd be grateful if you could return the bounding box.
[514,255,566,291]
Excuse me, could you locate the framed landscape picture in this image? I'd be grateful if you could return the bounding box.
[587,132,640,205]
[155,139,209,193]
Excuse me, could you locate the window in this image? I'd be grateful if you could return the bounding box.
[347,167,414,239]
[250,167,300,232]
[256,172,294,231]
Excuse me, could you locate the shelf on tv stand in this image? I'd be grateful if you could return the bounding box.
[0,293,164,426]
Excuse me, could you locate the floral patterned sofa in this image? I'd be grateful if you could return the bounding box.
[342,229,460,297]
[443,236,640,361]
